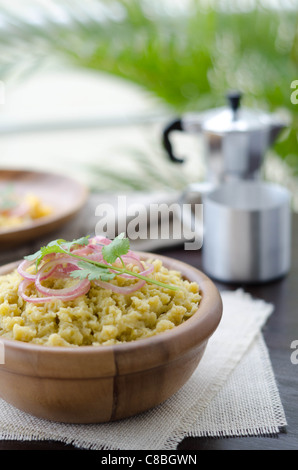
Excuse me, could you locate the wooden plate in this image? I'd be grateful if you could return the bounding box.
[0,169,88,247]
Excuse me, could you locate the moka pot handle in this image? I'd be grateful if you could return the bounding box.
[162,118,185,163]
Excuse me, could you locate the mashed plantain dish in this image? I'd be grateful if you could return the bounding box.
[0,235,201,347]
[0,189,53,229]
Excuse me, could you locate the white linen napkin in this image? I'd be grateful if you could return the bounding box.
[0,289,286,450]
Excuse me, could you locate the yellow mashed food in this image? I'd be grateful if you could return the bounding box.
[0,259,201,347]
[0,193,53,229]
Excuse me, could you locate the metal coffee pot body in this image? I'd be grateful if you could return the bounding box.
[163,92,286,184]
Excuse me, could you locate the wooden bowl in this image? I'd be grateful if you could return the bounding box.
[0,253,222,423]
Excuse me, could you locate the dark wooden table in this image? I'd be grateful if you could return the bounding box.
[0,194,297,451]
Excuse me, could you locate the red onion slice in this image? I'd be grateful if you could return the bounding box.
[17,260,36,281]
[113,256,154,279]
[34,258,90,299]
[35,277,90,299]
[18,278,89,303]
[93,278,146,295]
[18,279,56,304]
[71,245,97,256]
[90,236,111,246]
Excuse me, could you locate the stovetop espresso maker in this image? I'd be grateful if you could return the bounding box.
[162,91,286,184]
[162,92,291,284]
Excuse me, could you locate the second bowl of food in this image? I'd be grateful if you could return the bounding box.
[0,234,222,423]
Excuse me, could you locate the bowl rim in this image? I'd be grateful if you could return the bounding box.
[0,252,223,376]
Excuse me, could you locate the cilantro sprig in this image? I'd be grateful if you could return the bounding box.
[24,233,179,292]
[25,236,90,268]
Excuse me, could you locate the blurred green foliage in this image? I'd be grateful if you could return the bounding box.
[0,0,297,173]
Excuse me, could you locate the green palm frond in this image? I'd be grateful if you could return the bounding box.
[0,0,297,182]
[78,143,193,192]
